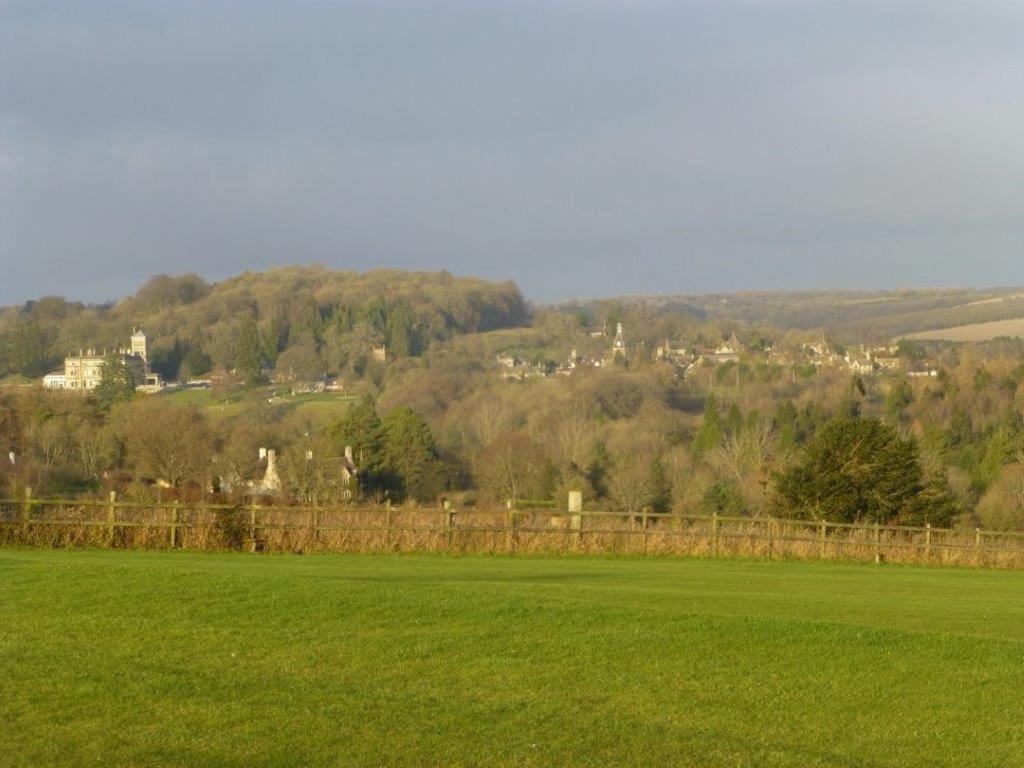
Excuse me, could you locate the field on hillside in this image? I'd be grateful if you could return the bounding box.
[163,387,354,427]
[3,552,1024,767]
[563,287,1024,339]
[901,317,1024,342]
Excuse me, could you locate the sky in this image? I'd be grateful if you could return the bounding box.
[3,0,1024,305]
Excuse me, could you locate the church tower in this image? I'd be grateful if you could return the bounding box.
[612,322,626,357]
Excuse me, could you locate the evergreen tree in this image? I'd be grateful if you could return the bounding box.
[775,401,799,451]
[947,407,973,448]
[291,301,324,348]
[263,315,287,366]
[884,377,913,424]
[692,395,723,458]
[181,347,212,378]
[234,317,264,388]
[585,441,611,498]
[381,406,444,501]
[648,456,672,514]
[362,298,388,334]
[329,396,386,495]
[386,303,418,358]
[973,425,1017,492]
[94,356,136,410]
[773,417,954,525]
[702,479,746,515]
[0,333,10,378]
[333,306,354,334]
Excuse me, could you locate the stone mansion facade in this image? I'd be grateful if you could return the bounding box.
[43,329,154,391]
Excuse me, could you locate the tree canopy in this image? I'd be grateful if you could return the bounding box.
[773,418,956,525]
[94,356,136,411]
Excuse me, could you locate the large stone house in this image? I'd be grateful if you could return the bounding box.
[42,329,153,391]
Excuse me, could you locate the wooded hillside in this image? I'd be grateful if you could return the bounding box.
[0,267,529,380]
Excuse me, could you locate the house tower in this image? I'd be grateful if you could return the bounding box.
[131,328,148,363]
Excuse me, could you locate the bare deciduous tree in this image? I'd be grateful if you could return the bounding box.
[606,455,654,517]
[124,400,212,487]
[475,433,548,504]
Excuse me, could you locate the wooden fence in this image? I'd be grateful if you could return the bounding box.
[4,490,1024,568]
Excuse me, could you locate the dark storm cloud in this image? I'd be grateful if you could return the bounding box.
[3,0,1024,304]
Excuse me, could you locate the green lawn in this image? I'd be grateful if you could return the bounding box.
[162,387,353,427]
[162,387,248,419]
[286,393,355,428]
[2,552,1024,767]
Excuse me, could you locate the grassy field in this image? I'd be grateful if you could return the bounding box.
[901,316,1024,341]
[3,552,1024,767]
[163,387,354,427]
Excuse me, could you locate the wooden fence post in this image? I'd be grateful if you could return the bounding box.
[767,517,775,559]
[975,528,982,566]
[444,501,454,549]
[506,508,516,552]
[106,491,116,547]
[819,519,827,559]
[568,491,583,550]
[384,501,393,550]
[169,501,178,549]
[641,506,650,552]
[874,523,881,563]
[925,523,932,561]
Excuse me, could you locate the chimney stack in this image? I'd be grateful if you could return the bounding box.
[262,449,281,492]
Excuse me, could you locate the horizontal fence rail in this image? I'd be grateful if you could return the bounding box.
[2,494,1024,569]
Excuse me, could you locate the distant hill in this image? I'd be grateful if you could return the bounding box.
[553,287,1024,341]
[0,266,529,380]
[901,316,1024,342]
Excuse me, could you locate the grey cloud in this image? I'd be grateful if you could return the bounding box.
[3,1,1024,304]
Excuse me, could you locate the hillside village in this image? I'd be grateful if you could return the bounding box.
[38,321,940,395]
[493,322,940,381]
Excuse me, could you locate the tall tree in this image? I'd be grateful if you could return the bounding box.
[329,397,386,495]
[386,302,418,358]
[692,395,723,458]
[475,432,548,504]
[8,318,49,377]
[381,406,444,502]
[123,400,212,487]
[94,356,136,410]
[234,317,264,388]
[181,347,212,378]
